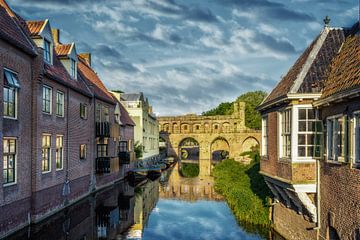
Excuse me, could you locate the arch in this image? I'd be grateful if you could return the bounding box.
[162,123,170,132]
[212,123,220,133]
[180,123,190,134]
[242,136,260,153]
[178,137,200,161]
[210,137,230,162]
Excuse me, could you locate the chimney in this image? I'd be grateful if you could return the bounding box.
[79,53,91,66]
[51,28,60,45]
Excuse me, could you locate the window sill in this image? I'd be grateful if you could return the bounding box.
[278,157,291,163]
[3,116,17,120]
[326,160,347,165]
[261,156,269,161]
[56,168,64,172]
[41,170,51,174]
[56,115,64,118]
[42,112,52,116]
[3,182,17,187]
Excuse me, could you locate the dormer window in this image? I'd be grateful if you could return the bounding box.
[44,39,51,63]
[71,59,76,78]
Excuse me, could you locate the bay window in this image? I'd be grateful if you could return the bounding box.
[298,108,319,158]
[3,138,16,185]
[280,110,291,158]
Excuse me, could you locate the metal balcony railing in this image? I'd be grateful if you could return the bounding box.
[96,122,110,138]
[96,157,111,174]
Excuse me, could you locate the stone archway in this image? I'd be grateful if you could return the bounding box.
[210,137,230,163]
[178,137,200,178]
[242,137,260,153]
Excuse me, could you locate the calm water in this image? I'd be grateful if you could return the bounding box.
[6,165,272,240]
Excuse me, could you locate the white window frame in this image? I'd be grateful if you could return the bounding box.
[297,107,317,159]
[3,68,20,120]
[44,38,52,64]
[353,111,360,164]
[70,59,76,79]
[55,135,64,170]
[42,85,52,114]
[279,108,292,159]
[326,114,346,162]
[261,115,268,157]
[3,137,17,186]
[42,134,52,173]
[56,91,64,117]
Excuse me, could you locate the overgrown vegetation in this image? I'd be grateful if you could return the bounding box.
[202,91,267,129]
[134,141,143,159]
[180,163,199,178]
[212,149,272,235]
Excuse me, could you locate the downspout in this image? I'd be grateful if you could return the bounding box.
[64,87,70,205]
[91,96,96,190]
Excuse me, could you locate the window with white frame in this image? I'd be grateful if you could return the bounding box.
[355,114,360,163]
[262,116,268,156]
[280,109,291,158]
[80,144,87,159]
[96,104,109,122]
[80,103,88,119]
[42,86,52,114]
[327,116,346,161]
[44,39,51,63]
[3,138,16,185]
[42,134,51,172]
[3,69,20,119]
[56,91,64,117]
[298,108,318,158]
[56,135,63,170]
[71,59,76,78]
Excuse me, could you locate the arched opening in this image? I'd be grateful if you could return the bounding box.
[178,137,200,178]
[242,137,260,153]
[211,137,230,164]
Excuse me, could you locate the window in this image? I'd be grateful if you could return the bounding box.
[3,138,16,185]
[262,116,268,156]
[196,125,199,130]
[96,104,109,122]
[97,138,108,157]
[119,141,128,152]
[80,144,87,159]
[56,91,64,117]
[280,110,291,158]
[3,69,20,118]
[44,39,51,63]
[298,108,320,158]
[71,59,76,78]
[42,134,51,172]
[42,86,52,114]
[327,116,346,161]
[80,103,88,119]
[355,114,360,163]
[56,135,63,170]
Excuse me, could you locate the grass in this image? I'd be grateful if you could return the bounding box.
[212,150,272,236]
[181,163,199,178]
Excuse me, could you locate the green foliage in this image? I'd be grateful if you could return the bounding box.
[202,91,267,129]
[202,102,233,116]
[213,150,272,235]
[134,141,143,159]
[180,163,199,178]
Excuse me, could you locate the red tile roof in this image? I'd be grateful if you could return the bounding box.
[78,56,116,104]
[26,20,45,36]
[55,44,72,57]
[321,35,360,98]
[0,1,36,56]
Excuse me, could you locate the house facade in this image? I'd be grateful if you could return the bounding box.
[121,92,159,160]
[257,23,347,240]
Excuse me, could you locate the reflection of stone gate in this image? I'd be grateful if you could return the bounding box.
[158,102,261,177]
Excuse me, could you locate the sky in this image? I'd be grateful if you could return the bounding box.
[8,0,358,116]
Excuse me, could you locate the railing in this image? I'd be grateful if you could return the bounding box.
[119,151,131,164]
[96,157,111,174]
[96,122,110,138]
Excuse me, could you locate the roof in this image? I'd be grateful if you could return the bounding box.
[320,34,360,99]
[77,56,116,104]
[121,92,144,102]
[26,20,46,36]
[55,43,72,57]
[120,102,136,126]
[44,48,93,98]
[259,27,346,109]
[0,1,37,56]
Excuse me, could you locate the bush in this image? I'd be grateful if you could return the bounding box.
[213,150,272,235]
[180,163,199,178]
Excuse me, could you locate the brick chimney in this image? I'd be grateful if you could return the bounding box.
[51,28,60,45]
[79,53,91,66]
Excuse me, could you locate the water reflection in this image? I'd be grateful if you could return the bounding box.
[6,164,282,240]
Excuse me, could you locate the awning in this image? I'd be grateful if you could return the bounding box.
[4,70,20,88]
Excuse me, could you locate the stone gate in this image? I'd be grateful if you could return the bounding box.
[158,102,261,177]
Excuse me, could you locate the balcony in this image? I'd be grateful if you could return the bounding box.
[96,122,110,138]
[119,151,131,164]
[96,157,111,174]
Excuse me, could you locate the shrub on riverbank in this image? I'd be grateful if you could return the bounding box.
[213,151,272,232]
[181,163,199,178]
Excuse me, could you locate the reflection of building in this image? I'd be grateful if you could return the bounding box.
[159,164,223,201]
[121,92,159,160]
[127,180,159,239]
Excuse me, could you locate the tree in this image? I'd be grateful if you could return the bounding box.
[202,102,233,116]
[134,141,143,159]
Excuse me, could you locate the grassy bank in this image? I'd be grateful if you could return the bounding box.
[213,150,272,233]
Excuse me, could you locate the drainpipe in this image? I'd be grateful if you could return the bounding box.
[64,88,70,205]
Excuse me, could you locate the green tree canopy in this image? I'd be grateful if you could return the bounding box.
[202,91,267,130]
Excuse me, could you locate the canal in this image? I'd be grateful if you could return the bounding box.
[6,163,278,240]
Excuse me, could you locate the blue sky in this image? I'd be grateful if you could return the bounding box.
[9,0,358,116]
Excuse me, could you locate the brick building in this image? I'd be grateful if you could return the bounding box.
[313,22,360,240]
[257,21,347,239]
[0,0,137,237]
